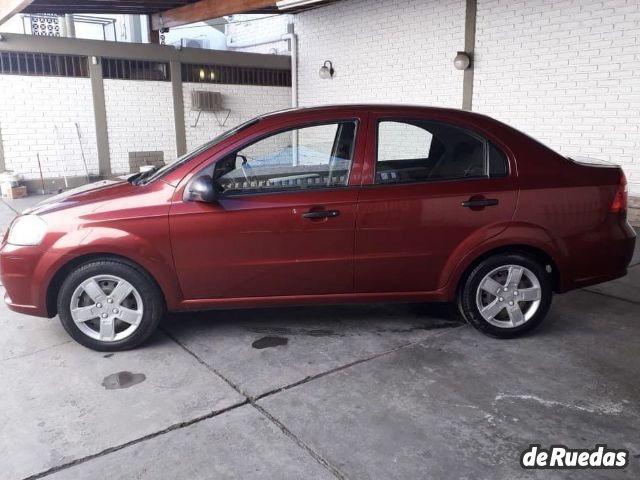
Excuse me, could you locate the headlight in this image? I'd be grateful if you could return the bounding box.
[7,215,47,246]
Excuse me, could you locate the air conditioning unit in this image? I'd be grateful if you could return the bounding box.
[191,91,223,112]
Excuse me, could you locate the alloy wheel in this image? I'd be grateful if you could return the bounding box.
[475,264,542,328]
[69,274,144,342]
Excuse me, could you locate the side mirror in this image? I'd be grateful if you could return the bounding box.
[186,175,217,203]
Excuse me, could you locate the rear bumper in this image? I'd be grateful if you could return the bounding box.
[558,220,636,292]
[565,267,629,291]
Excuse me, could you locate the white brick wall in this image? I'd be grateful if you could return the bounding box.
[183,83,292,150]
[103,79,177,174]
[290,0,640,193]
[0,74,290,180]
[294,0,466,108]
[4,0,639,195]
[226,14,292,54]
[0,75,98,180]
[474,0,640,194]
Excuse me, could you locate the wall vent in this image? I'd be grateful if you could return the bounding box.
[191,90,223,112]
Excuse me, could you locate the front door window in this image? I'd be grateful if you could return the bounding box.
[216,122,357,194]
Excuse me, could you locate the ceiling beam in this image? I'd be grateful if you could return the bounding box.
[151,0,276,30]
[0,0,35,25]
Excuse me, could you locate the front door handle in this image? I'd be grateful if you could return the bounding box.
[462,198,499,208]
[302,209,340,219]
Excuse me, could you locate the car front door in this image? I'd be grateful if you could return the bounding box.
[354,114,518,294]
[169,115,367,301]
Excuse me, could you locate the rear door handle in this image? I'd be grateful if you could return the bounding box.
[302,209,340,219]
[462,198,499,208]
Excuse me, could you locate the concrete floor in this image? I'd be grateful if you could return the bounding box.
[1,195,639,480]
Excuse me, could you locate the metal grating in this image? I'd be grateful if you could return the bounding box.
[181,63,291,87]
[102,58,170,81]
[0,52,88,77]
[29,13,61,37]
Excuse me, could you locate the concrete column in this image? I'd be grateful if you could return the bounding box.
[88,57,111,176]
[64,14,75,38]
[462,0,477,111]
[170,61,187,156]
[0,124,5,173]
[126,15,143,43]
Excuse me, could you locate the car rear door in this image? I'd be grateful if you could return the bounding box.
[354,112,518,293]
[169,112,368,300]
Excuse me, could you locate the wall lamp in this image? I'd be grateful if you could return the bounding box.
[319,60,335,79]
[453,51,471,70]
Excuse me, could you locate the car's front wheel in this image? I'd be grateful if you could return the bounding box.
[458,253,552,338]
[57,260,164,351]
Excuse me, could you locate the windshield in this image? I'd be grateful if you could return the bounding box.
[138,118,261,185]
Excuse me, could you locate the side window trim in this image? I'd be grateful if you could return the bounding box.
[488,141,510,178]
[373,117,492,186]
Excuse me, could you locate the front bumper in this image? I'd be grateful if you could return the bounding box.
[0,243,55,317]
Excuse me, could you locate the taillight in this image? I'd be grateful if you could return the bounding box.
[610,170,628,213]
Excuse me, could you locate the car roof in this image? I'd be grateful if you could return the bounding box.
[258,104,494,122]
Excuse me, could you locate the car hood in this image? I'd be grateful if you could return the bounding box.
[25,177,136,216]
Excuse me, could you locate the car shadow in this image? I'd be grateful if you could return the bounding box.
[160,302,465,339]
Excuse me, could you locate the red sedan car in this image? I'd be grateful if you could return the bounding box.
[0,105,635,351]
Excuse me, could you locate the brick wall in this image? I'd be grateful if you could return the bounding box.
[103,79,177,174]
[289,0,640,194]
[226,14,292,54]
[474,0,640,195]
[294,0,466,108]
[183,82,292,151]
[0,74,290,181]
[128,150,165,172]
[0,75,98,180]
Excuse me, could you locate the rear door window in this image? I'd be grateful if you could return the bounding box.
[375,120,487,184]
[488,142,509,177]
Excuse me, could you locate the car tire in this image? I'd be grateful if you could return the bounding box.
[458,252,552,338]
[57,259,164,351]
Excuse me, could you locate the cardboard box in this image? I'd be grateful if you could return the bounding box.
[1,185,27,199]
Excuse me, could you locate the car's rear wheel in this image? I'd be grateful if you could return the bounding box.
[57,260,164,351]
[458,253,552,338]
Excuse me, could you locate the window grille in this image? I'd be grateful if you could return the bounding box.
[182,63,291,87]
[102,58,170,81]
[0,52,88,77]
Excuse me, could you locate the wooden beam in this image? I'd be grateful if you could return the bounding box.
[152,0,276,30]
[147,17,161,44]
[149,28,160,44]
[23,1,193,13]
[0,0,35,25]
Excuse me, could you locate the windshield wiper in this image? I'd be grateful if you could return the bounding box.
[130,166,161,185]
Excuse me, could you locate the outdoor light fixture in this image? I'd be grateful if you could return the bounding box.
[276,0,325,10]
[199,68,205,80]
[453,51,471,70]
[319,60,335,79]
